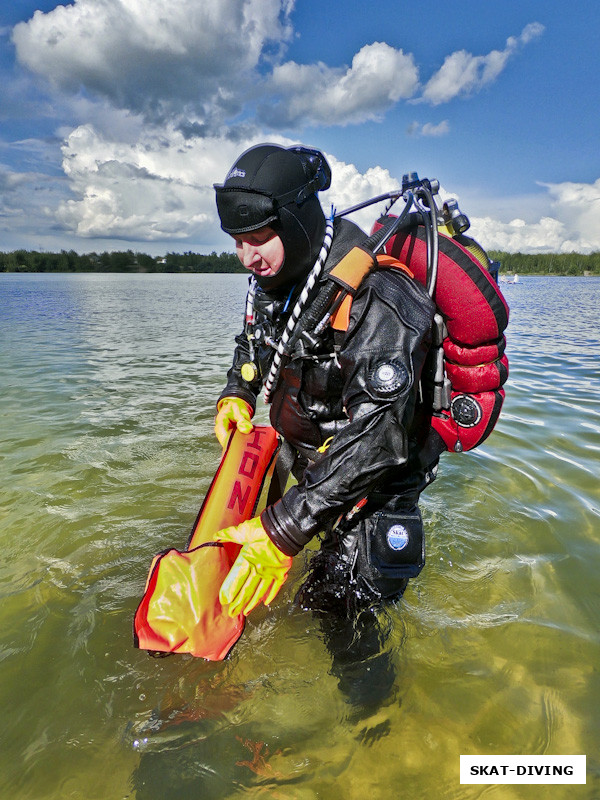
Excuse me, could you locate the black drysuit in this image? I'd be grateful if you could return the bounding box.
[219,218,442,606]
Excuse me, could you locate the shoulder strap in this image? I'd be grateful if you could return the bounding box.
[330,253,413,332]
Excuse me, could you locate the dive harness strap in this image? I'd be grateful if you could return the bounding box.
[329,251,413,332]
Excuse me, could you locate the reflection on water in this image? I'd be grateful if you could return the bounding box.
[1,274,599,799]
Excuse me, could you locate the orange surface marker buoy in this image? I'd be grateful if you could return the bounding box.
[134,425,280,660]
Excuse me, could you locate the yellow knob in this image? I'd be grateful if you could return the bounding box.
[241,362,258,382]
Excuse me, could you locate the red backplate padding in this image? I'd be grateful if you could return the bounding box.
[372,218,509,346]
[444,335,506,366]
[445,353,509,393]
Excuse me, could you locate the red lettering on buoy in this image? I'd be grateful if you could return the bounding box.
[239,450,259,478]
[228,480,251,514]
[247,428,266,451]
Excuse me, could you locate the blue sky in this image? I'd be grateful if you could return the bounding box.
[1,0,598,255]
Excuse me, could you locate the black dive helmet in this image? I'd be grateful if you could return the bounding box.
[214,144,331,291]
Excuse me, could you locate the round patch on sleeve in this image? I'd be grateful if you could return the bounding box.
[368,360,409,397]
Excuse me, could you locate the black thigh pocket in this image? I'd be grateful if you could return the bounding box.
[367,507,425,579]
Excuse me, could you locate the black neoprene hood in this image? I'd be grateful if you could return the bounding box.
[214,144,330,291]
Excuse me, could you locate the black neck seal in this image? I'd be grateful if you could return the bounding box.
[215,144,330,291]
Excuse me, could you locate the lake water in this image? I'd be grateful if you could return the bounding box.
[1,273,599,799]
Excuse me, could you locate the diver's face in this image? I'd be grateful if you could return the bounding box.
[233,227,285,278]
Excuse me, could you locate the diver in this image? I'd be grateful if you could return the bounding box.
[136,141,507,717]
[212,143,444,630]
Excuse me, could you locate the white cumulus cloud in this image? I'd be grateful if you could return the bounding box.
[321,156,401,230]
[470,216,569,254]
[57,125,229,241]
[12,0,293,127]
[55,124,294,241]
[469,177,600,253]
[422,22,544,105]
[262,42,419,126]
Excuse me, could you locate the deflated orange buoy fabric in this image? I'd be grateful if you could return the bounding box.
[134,425,280,660]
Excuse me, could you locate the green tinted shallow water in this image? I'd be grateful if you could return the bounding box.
[1,273,599,799]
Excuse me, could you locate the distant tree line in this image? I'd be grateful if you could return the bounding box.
[0,249,245,273]
[488,251,600,276]
[1,248,599,275]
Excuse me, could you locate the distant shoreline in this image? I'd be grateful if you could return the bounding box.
[0,249,246,275]
[3,270,598,278]
[1,248,599,277]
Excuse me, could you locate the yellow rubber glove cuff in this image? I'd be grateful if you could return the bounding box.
[214,397,254,449]
[213,517,292,617]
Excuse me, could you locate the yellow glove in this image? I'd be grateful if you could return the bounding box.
[214,397,254,449]
[214,517,292,617]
